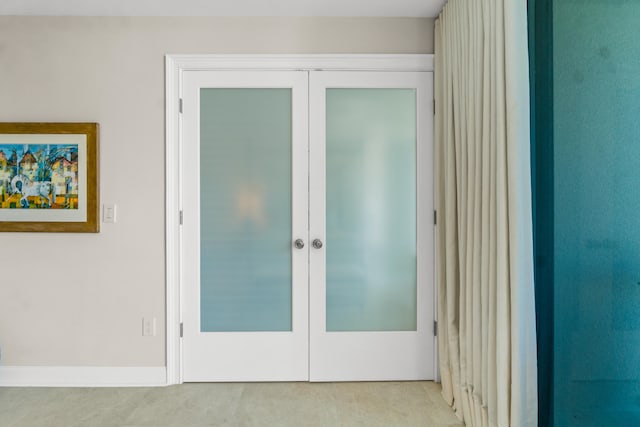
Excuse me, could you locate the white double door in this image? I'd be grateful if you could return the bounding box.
[181,69,434,382]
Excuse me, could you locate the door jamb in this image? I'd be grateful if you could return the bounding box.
[165,54,434,385]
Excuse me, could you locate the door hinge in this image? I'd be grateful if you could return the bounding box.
[179,210,183,225]
[433,321,438,337]
[179,98,183,114]
[433,210,437,225]
[433,99,436,115]
[180,322,184,338]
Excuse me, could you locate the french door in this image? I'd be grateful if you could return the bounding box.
[181,69,434,382]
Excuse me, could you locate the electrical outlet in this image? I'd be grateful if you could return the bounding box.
[142,317,156,337]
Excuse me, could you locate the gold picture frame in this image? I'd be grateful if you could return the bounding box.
[0,122,99,232]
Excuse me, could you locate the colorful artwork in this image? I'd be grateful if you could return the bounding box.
[0,123,98,232]
[0,144,79,210]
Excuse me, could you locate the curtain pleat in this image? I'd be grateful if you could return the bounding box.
[434,1,537,426]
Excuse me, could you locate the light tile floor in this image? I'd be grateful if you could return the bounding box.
[0,381,464,427]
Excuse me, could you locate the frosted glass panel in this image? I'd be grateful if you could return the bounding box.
[200,88,292,332]
[326,89,417,331]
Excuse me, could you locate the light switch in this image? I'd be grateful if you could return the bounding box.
[103,204,117,223]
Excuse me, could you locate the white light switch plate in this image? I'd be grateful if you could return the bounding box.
[103,204,117,223]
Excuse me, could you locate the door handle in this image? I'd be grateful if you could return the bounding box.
[294,239,305,249]
[312,239,323,249]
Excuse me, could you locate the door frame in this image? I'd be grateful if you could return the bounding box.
[165,54,434,385]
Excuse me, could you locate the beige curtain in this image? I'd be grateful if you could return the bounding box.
[434,1,537,426]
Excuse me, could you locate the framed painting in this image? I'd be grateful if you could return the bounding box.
[0,123,99,232]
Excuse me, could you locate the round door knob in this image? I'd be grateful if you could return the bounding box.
[294,239,305,249]
[312,239,323,249]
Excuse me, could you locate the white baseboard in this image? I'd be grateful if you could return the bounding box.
[0,366,167,387]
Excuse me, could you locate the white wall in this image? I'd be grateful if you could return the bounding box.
[0,16,433,368]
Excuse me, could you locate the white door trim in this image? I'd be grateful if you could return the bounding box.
[165,54,434,385]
